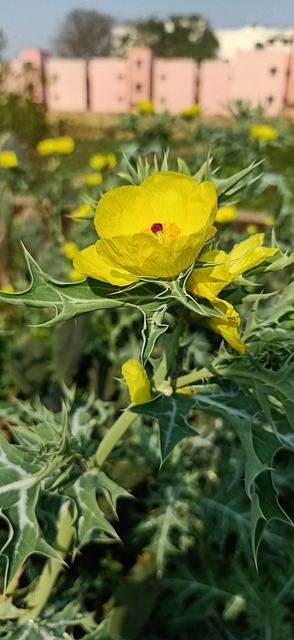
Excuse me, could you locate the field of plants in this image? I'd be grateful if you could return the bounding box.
[0,99,294,640]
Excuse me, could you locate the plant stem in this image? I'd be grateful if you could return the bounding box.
[93,410,137,469]
[19,501,75,623]
[174,366,214,388]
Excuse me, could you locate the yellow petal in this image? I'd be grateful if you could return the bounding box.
[208,298,246,354]
[94,172,217,239]
[228,234,278,278]
[68,269,85,282]
[95,225,216,279]
[188,249,231,299]
[73,244,138,286]
[121,359,151,404]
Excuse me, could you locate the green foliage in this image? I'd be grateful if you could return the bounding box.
[120,15,219,61]
[0,93,48,143]
[1,125,294,640]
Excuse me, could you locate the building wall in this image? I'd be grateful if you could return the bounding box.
[88,58,129,112]
[153,58,197,114]
[231,50,289,116]
[45,59,88,112]
[199,60,231,115]
[285,48,294,105]
[6,44,294,116]
[128,47,153,106]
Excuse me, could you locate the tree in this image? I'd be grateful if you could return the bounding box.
[53,9,114,59]
[116,15,219,62]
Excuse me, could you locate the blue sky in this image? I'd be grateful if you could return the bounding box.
[1,0,293,59]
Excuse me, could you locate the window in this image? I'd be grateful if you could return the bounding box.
[160,98,166,104]
[135,83,142,92]
[267,96,274,104]
[160,74,167,81]
[117,74,124,80]
[255,42,264,49]
[136,60,142,69]
[269,67,277,76]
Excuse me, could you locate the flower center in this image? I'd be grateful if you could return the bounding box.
[151,222,163,234]
[145,221,181,243]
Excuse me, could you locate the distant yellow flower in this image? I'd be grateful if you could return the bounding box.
[0,151,18,168]
[250,124,278,142]
[215,205,237,224]
[188,233,278,352]
[73,172,218,286]
[68,203,93,220]
[122,359,151,404]
[37,137,75,155]
[84,172,103,186]
[89,154,108,170]
[246,224,258,234]
[89,153,117,170]
[181,103,200,118]
[137,100,154,114]
[106,152,117,168]
[1,283,15,293]
[63,241,79,260]
[265,215,275,226]
[68,269,85,282]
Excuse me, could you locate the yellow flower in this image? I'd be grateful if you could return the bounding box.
[73,172,218,286]
[89,153,117,170]
[0,151,18,168]
[84,172,103,186]
[89,154,108,170]
[106,152,117,168]
[63,241,79,260]
[246,224,258,235]
[121,359,151,404]
[265,215,275,226]
[208,297,246,354]
[188,234,278,352]
[1,283,15,293]
[37,137,75,155]
[215,205,237,224]
[250,124,278,142]
[68,269,85,282]
[68,203,93,221]
[181,103,200,118]
[137,100,154,114]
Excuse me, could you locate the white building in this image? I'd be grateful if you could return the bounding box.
[112,23,294,62]
[216,25,294,61]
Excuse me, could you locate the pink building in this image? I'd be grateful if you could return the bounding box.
[88,58,129,113]
[128,47,153,106]
[19,49,48,103]
[199,61,231,115]
[4,43,294,116]
[285,47,294,105]
[153,58,198,114]
[45,59,88,112]
[230,50,289,116]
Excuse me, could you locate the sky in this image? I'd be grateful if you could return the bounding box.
[1,0,294,60]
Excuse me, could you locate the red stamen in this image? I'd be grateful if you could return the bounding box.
[151,222,163,234]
